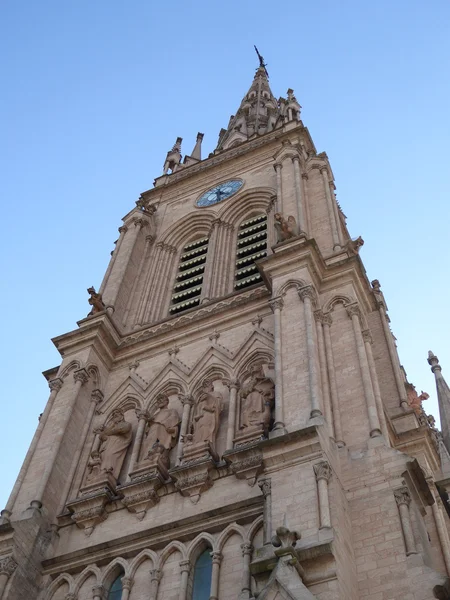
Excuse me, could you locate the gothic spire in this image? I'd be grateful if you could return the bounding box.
[428,351,450,455]
[216,54,301,152]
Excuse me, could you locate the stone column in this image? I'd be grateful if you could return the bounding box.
[99,224,127,295]
[128,409,149,476]
[298,286,322,419]
[121,576,133,600]
[30,368,89,511]
[177,395,194,464]
[137,241,164,325]
[346,306,382,438]
[123,234,155,326]
[266,197,277,250]
[292,156,306,234]
[92,584,105,600]
[102,217,147,307]
[1,377,64,522]
[178,560,191,600]
[225,380,240,450]
[274,163,283,213]
[301,173,311,235]
[240,543,253,599]
[209,551,223,600]
[314,311,334,439]
[219,222,234,296]
[394,487,417,556]
[372,285,408,409]
[269,298,286,433]
[314,461,332,529]
[322,314,344,446]
[57,388,104,513]
[320,167,340,250]
[149,568,162,600]
[430,491,450,576]
[258,478,272,545]
[201,220,221,302]
[152,243,178,322]
[0,556,17,599]
[362,330,390,443]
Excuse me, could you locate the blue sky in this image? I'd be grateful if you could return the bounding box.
[1,1,449,509]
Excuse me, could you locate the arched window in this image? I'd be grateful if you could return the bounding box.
[235,214,268,290]
[192,550,212,600]
[107,575,123,600]
[170,236,209,314]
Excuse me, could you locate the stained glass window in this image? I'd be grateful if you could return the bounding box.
[107,575,123,600]
[192,550,212,600]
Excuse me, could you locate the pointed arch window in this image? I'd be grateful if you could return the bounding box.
[191,550,212,600]
[107,575,123,600]
[235,214,267,290]
[170,236,209,314]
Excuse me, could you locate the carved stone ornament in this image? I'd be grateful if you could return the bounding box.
[346,304,361,320]
[258,477,271,498]
[87,286,105,316]
[120,451,169,520]
[67,473,115,536]
[190,380,223,447]
[274,212,299,242]
[86,409,132,484]
[394,486,412,507]
[121,576,133,591]
[268,297,284,313]
[73,368,89,385]
[48,377,63,392]
[224,446,263,487]
[0,555,17,576]
[298,285,316,304]
[238,364,275,440]
[346,236,364,255]
[92,584,105,597]
[139,394,181,467]
[271,516,301,559]
[170,458,215,504]
[313,461,331,482]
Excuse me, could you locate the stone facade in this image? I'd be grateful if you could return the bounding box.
[1,62,450,600]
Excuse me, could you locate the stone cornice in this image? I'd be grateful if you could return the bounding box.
[140,125,309,205]
[52,312,122,368]
[119,286,270,349]
[42,496,263,575]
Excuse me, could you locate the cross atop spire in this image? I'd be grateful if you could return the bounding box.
[254,45,269,79]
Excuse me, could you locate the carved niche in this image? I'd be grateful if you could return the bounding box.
[171,379,223,503]
[67,408,133,534]
[121,394,181,520]
[235,364,275,446]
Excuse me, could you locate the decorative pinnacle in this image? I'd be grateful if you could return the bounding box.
[428,351,442,373]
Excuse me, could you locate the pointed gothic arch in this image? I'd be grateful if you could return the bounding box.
[100,557,130,588]
[129,548,159,577]
[160,211,217,248]
[186,532,216,562]
[247,514,264,542]
[72,564,101,595]
[158,540,188,569]
[45,573,74,600]
[323,294,354,314]
[216,522,246,551]
[218,187,275,225]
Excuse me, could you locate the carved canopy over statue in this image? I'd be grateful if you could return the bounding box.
[88,409,132,482]
[191,379,223,446]
[240,364,275,434]
[141,394,181,461]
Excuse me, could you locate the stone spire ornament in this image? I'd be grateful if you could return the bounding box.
[163,136,183,174]
[216,52,283,151]
[428,351,450,456]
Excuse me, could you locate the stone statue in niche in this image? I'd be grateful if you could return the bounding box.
[191,379,223,445]
[274,213,299,242]
[87,286,105,315]
[87,409,132,482]
[240,365,275,434]
[141,394,181,466]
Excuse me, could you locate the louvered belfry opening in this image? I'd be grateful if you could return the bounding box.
[235,214,267,290]
[170,236,209,314]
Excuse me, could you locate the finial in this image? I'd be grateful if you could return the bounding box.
[254,45,269,78]
[190,132,204,161]
[163,136,183,175]
[428,351,441,373]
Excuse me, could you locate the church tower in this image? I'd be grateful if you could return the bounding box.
[2,57,450,600]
